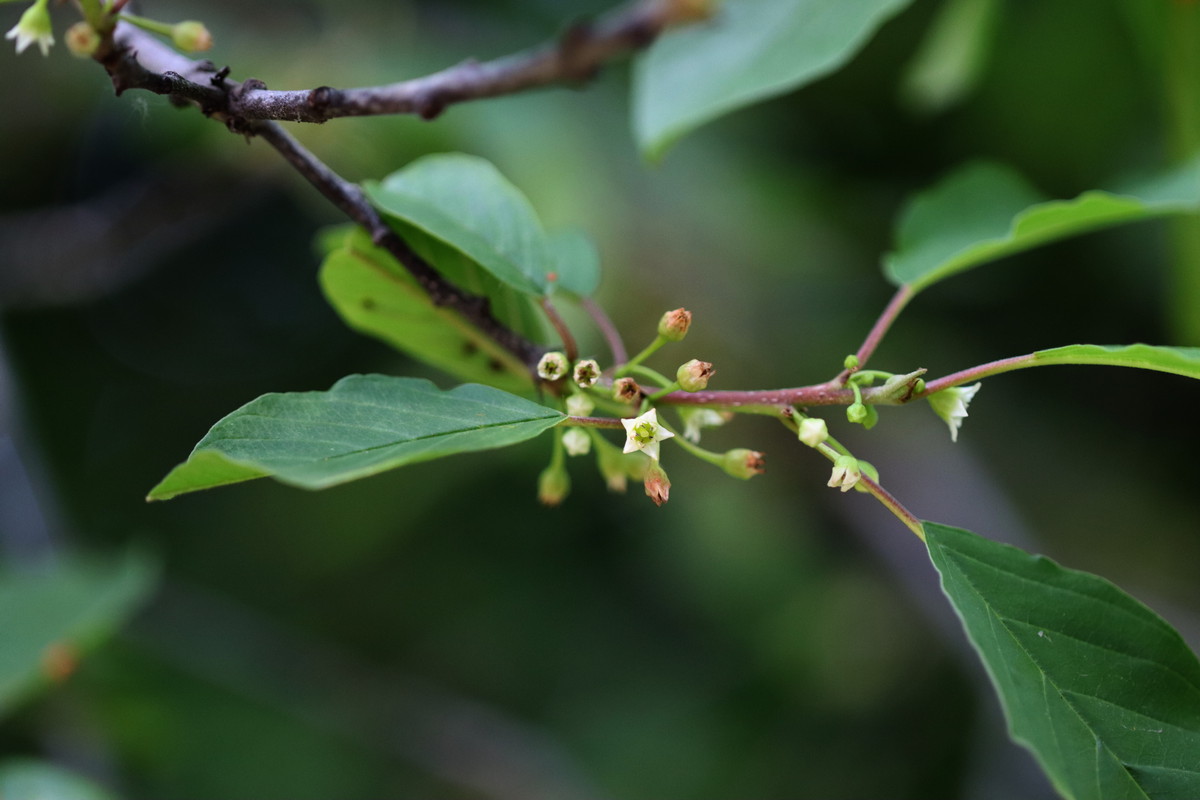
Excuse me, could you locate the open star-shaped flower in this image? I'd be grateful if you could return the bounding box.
[620,408,674,461]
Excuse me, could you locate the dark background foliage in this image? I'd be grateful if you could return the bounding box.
[2,0,1198,797]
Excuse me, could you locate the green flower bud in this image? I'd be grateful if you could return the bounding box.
[798,417,828,448]
[657,308,692,341]
[172,20,212,52]
[722,449,765,480]
[562,428,591,457]
[565,393,594,417]
[847,402,868,424]
[537,462,570,506]
[676,359,714,392]
[843,354,860,370]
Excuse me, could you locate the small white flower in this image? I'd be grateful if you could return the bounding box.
[6,0,54,57]
[620,408,674,461]
[798,417,828,448]
[827,455,860,493]
[680,408,726,443]
[565,393,594,417]
[572,358,601,388]
[536,351,569,381]
[562,428,591,457]
[927,383,981,442]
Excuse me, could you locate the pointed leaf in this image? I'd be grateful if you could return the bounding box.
[1033,344,1200,380]
[926,521,1200,800]
[148,375,564,500]
[0,550,157,716]
[885,156,1200,293]
[319,227,534,394]
[364,153,551,296]
[633,0,914,159]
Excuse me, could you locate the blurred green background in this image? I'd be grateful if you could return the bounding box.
[2,0,1200,797]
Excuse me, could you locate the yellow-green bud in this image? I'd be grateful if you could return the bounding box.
[657,308,692,341]
[847,402,868,424]
[843,354,860,371]
[798,417,828,448]
[65,22,100,58]
[676,359,714,392]
[172,20,212,52]
[537,463,570,506]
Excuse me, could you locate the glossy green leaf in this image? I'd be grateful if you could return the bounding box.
[0,550,156,716]
[319,227,534,395]
[885,156,1200,293]
[926,522,1200,800]
[1034,344,1200,380]
[0,761,119,800]
[632,0,914,159]
[147,375,565,500]
[364,153,600,298]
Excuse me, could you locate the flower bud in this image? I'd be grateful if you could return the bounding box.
[562,428,591,457]
[613,377,641,403]
[722,449,765,480]
[643,462,671,506]
[798,417,828,448]
[843,354,860,371]
[827,455,860,493]
[846,402,868,424]
[565,393,594,417]
[172,20,212,52]
[537,463,570,506]
[537,351,569,381]
[657,308,692,341]
[676,359,714,392]
[572,358,601,388]
[65,22,100,58]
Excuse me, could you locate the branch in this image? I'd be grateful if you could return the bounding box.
[193,0,707,124]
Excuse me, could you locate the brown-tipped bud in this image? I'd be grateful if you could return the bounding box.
[65,22,100,58]
[613,377,642,403]
[643,462,671,507]
[721,449,765,480]
[676,359,714,392]
[657,308,692,341]
[172,21,213,52]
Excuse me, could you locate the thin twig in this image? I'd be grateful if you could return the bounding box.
[581,296,628,364]
[202,0,708,124]
[833,284,914,385]
[539,297,578,362]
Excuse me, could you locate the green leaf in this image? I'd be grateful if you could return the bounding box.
[632,0,914,159]
[319,227,534,395]
[0,761,119,800]
[885,156,1200,293]
[926,522,1200,800]
[147,375,565,500]
[1034,344,1200,380]
[0,549,156,717]
[546,229,602,297]
[364,153,597,297]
